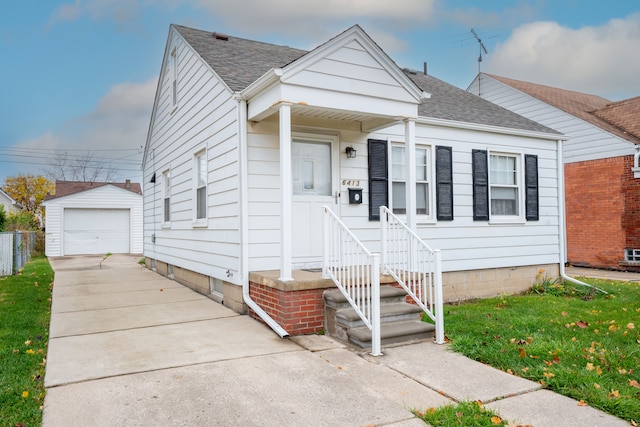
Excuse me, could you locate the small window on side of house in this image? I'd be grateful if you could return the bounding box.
[163,170,171,224]
[194,150,207,223]
[170,46,178,109]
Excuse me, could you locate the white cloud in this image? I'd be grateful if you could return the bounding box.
[487,14,640,99]
[14,78,157,181]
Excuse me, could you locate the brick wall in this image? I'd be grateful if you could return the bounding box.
[622,155,640,251]
[249,281,327,335]
[565,157,625,269]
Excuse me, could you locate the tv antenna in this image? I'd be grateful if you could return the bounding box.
[471,28,488,94]
[471,29,488,70]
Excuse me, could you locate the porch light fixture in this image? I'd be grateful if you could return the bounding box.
[345,146,357,158]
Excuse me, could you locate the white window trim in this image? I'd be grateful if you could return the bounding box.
[162,169,171,228]
[193,148,208,227]
[488,150,526,224]
[389,141,436,224]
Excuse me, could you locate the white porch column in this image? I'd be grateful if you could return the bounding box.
[279,102,294,281]
[405,118,417,232]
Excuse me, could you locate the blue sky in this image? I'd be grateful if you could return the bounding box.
[2,0,639,185]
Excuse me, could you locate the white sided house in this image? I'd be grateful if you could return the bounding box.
[0,188,22,214]
[43,181,143,257]
[143,24,567,344]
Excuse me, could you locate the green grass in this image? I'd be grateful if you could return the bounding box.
[0,257,54,426]
[414,400,510,426]
[441,276,640,423]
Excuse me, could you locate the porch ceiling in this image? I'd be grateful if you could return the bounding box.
[256,103,400,132]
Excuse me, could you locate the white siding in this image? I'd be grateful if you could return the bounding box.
[470,75,634,163]
[284,40,416,104]
[142,28,241,284]
[244,119,561,273]
[43,185,143,257]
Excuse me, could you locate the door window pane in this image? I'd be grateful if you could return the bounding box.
[292,141,331,196]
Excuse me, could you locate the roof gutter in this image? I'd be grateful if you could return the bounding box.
[556,139,607,294]
[236,94,289,337]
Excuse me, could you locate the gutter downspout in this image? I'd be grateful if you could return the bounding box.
[236,95,290,337]
[556,139,607,294]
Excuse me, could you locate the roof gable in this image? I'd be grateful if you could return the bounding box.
[487,74,640,144]
[45,181,142,201]
[278,25,426,103]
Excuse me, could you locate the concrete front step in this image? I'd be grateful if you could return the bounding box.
[335,302,422,328]
[323,285,408,310]
[348,321,436,348]
[324,285,435,349]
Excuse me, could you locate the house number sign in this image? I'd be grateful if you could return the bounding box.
[342,179,360,187]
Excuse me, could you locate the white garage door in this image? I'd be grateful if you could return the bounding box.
[63,208,130,255]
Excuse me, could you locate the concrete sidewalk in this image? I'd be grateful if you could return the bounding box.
[43,255,629,426]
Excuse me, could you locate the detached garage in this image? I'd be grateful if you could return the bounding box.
[43,181,143,256]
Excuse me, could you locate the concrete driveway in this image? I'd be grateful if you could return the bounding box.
[42,255,630,427]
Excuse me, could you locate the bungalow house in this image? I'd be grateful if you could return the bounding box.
[142,24,567,342]
[42,180,143,256]
[0,188,22,214]
[468,74,640,271]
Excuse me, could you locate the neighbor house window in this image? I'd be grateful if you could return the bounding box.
[472,150,538,222]
[163,170,171,223]
[390,145,431,216]
[195,151,207,221]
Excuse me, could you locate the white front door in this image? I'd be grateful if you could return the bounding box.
[292,136,339,266]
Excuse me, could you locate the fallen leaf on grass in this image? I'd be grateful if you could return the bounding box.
[543,372,555,378]
[491,415,502,424]
[518,347,526,358]
[22,391,29,398]
[608,389,619,398]
[561,311,568,316]
[627,322,635,329]
[576,320,589,329]
[629,379,640,388]
[594,383,601,389]
[577,400,588,406]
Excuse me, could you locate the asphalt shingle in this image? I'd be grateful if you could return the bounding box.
[174,24,559,135]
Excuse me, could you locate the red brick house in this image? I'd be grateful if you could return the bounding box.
[469,74,640,271]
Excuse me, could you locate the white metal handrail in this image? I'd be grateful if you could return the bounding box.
[322,206,381,356]
[380,206,445,344]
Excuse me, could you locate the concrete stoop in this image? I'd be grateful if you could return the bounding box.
[323,285,435,349]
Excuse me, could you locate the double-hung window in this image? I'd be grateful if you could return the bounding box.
[163,170,171,224]
[390,144,431,217]
[194,150,207,222]
[472,149,538,223]
[489,153,519,216]
[368,139,453,222]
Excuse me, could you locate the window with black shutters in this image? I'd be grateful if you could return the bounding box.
[436,146,453,221]
[368,139,388,221]
[472,149,539,223]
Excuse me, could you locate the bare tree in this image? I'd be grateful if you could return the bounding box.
[46,151,116,183]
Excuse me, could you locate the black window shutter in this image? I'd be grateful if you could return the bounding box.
[525,154,539,221]
[436,146,453,221]
[368,139,388,221]
[472,149,489,221]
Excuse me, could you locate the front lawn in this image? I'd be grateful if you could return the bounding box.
[0,257,54,426]
[441,275,640,423]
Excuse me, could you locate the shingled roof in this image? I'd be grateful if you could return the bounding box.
[45,180,142,201]
[174,24,558,135]
[487,74,640,144]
